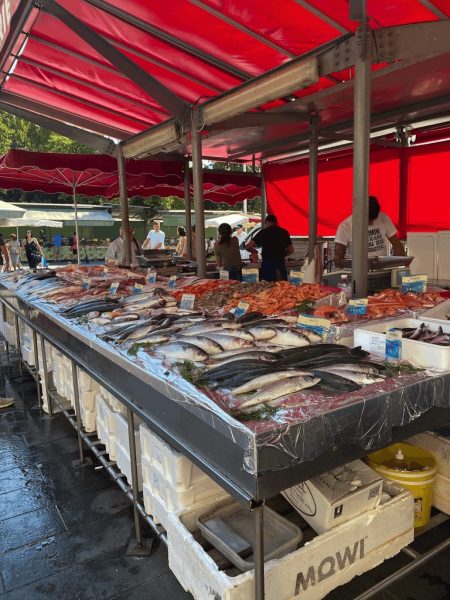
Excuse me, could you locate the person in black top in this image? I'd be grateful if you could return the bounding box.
[246,214,293,281]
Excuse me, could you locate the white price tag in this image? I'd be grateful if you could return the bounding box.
[180,293,196,310]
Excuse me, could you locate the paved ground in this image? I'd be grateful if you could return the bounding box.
[0,354,449,600]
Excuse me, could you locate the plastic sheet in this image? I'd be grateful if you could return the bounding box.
[2,277,450,492]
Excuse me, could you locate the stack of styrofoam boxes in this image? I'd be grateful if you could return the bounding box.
[96,387,123,461]
[77,369,100,433]
[115,411,143,491]
[3,307,16,347]
[167,482,414,600]
[140,424,229,532]
[408,431,450,515]
[20,323,35,367]
[38,340,63,414]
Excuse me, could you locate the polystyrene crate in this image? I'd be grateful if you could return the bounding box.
[114,412,141,455]
[167,484,413,600]
[3,322,16,346]
[81,389,96,412]
[432,473,450,515]
[143,457,227,513]
[21,345,35,367]
[116,441,143,491]
[140,424,208,490]
[81,407,97,433]
[407,431,450,479]
[109,395,127,416]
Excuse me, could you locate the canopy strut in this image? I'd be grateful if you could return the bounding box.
[191,115,206,278]
[117,148,132,267]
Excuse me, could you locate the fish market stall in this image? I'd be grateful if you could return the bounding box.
[1,268,450,599]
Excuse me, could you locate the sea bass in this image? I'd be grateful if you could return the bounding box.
[232,370,312,395]
[199,333,253,351]
[269,328,310,347]
[154,342,208,362]
[177,335,224,355]
[238,376,320,409]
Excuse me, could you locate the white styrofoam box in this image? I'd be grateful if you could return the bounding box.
[109,395,127,416]
[81,389,96,413]
[407,232,437,279]
[96,396,117,460]
[432,473,450,515]
[354,318,450,369]
[140,424,208,490]
[421,298,450,326]
[116,441,143,491]
[144,457,228,513]
[81,408,97,433]
[21,345,35,367]
[3,322,16,346]
[407,431,450,479]
[114,412,142,455]
[167,485,413,600]
[143,482,154,520]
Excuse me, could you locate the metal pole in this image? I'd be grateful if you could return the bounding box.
[72,185,81,266]
[254,503,265,600]
[71,361,85,464]
[184,156,192,259]
[1,300,9,363]
[14,313,23,376]
[40,335,53,415]
[260,163,267,223]
[398,149,409,241]
[308,114,319,261]
[191,113,206,278]
[31,329,42,409]
[117,147,132,267]
[127,406,143,546]
[351,11,371,298]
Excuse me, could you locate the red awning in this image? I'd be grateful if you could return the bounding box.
[0,149,260,202]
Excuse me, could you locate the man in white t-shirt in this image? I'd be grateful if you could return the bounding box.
[334,196,405,268]
[142,221,165,250]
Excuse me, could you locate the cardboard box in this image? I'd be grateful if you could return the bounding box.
[167,483,413,600]
[432,473,450,515]
[282,460,382,534]
[407,432,450,479]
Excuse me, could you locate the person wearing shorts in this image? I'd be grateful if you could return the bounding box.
[7,234,21,270]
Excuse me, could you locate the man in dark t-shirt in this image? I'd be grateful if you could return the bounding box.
[246,214,293,281]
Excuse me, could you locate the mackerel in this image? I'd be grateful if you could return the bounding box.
[232,371,312,395]
[238,376,320,409]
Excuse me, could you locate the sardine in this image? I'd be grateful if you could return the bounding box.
[239,376,320,409]
[177,335,224,355]
[232,370,312,395]
[154,342,208,362]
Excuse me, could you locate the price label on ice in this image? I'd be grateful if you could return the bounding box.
[297,314,331,340]
[401,274,427,293]
[242,268,259,283]
[385,328,402,361]
[180,293,196,310]
[147,269,156,284]
[133,283,144,295]
[219,270,229,280]
[168,275,177,289]
[234,301,250,319]
[288,270,304,286]
[109,282,120,295]
[82,278,91,290]
[347,298,368,315]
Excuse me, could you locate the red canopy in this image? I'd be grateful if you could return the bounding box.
[0,149,260,202]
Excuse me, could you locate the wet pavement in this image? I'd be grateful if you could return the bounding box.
[1,353,449,600]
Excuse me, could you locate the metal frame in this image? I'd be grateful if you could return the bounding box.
[183,156,192,259]
[191,114,206,277]
[117,146,132,266]
[0,0,36,76]
[41,0,188,119]
[308,114,319,260]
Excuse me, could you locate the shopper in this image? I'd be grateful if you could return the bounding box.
[0,232,11,272]
[24,230,43,269]
[105,227,140,267]
[245,214,293,281]
[215,223,242,281]
[142,221,165,250]
[70,232,78,259]
[53,232,63,261]
[7,234,21,270]
[334,195,405,268]
[233,223,247,247]
[175,226,187,256]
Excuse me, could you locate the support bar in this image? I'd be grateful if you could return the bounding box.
[191,117,206,277]
[308,114,319,261]
[117,148,132,266]
[184,156,192,260]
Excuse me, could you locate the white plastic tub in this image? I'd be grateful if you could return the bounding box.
[421,298,450,325]
[354,318,450,369]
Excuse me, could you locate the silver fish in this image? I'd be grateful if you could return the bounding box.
[321,368,384,385]
[295,328,322,344]
[209,347,275,361]
[177,335,224,355]
[269,328,310,347]
[134,334,170,344]
[214,330,254,341]
[239,376,320,409]
[245,326,277,340]
[154,342,208,362]
[232,370,312,395]
[199,333,253,351]
[320,364,383,375]
[180,322,225,336]
[205,352,275,370]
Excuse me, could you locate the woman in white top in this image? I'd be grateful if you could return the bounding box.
[7,234,22,270]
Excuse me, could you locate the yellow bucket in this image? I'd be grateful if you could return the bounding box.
[367,442,437,528]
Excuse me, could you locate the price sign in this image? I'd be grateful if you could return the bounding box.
[234,301,250,319]
[109,282,120,295]
[219,270,229,280]
[133,283,144,295]
[82,278,91,290]
[168,275,177,289]
[180,293,196,310]
[288,270,304,286]
[347,298,368,315]
[242,268,259,283]
[297,314,331,340]
[147,269,157,284]
[386,328,402,361]
[401,275,427,293]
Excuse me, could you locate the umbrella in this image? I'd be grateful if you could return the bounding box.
[205,212,261,228]
[0,199,26,219]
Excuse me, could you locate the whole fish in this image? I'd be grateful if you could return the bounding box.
[245,326,277,340]
[180,322,225,336]
[269,328,310,347]
[295,328,322,344]
[199,333,253,352]
[210,347,277,361]
[239,376,320,409]
[154,342,208,362]
[213,330,254,341]
[133,334,170,345]
[321,363,384,375]
[311,370,361,391]
[177,335,224,355]
[319,368,384,385]
[205,352,276,370]
[232,370,312,395]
